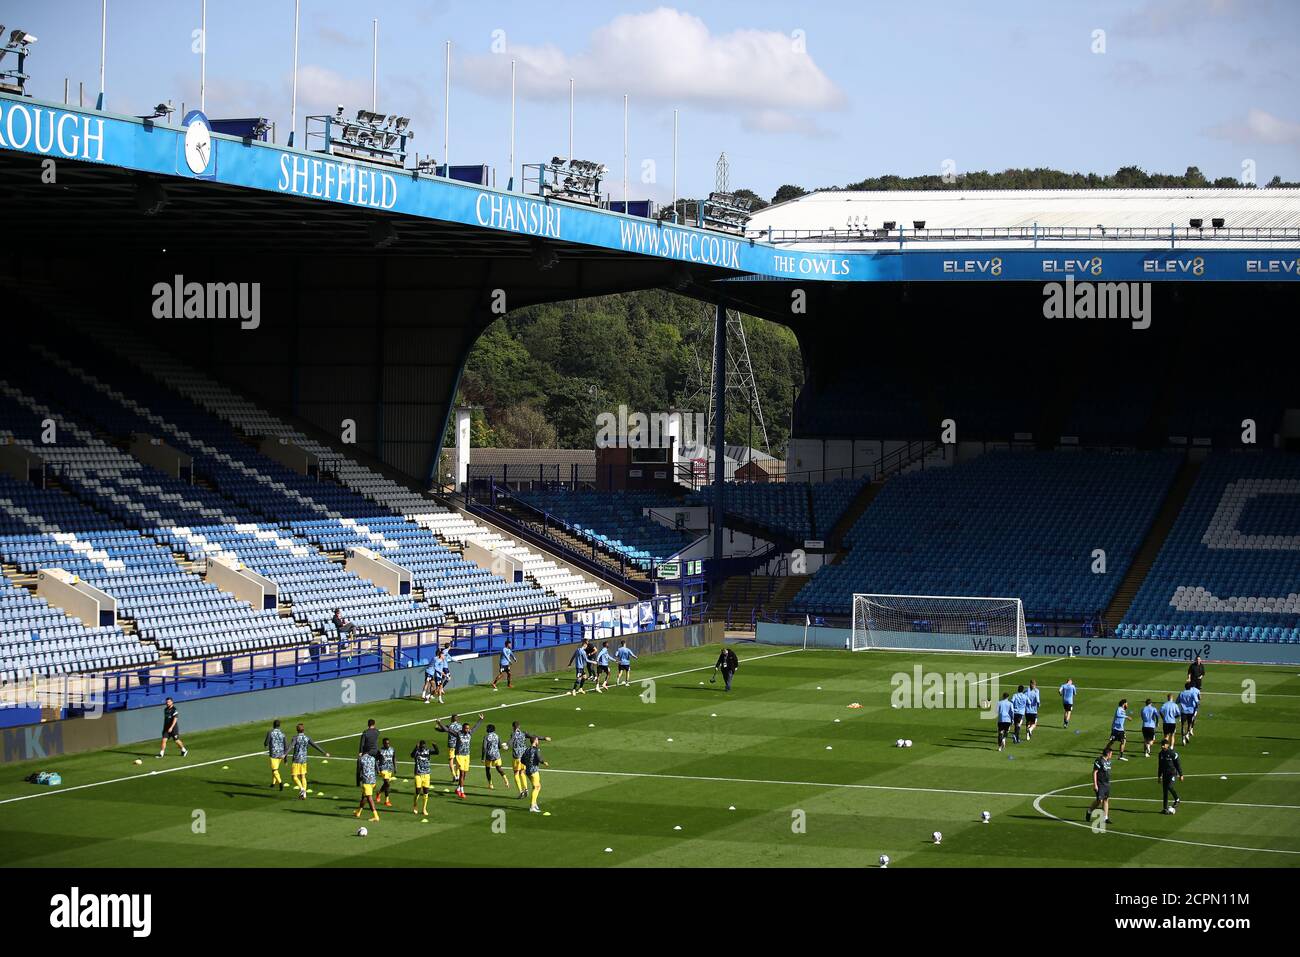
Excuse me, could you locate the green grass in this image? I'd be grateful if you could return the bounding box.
[2,644,1298,867]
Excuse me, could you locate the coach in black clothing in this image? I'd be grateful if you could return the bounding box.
[715,647,739,691]
[1157,740,1184,813]
[1187,655,1205,691]
[356,719,380,785]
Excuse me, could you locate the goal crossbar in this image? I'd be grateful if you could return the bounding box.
[852,593,1029,657]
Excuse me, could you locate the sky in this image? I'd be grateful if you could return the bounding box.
[7,0,1300,203]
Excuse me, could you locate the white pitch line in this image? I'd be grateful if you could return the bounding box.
[1032,772,1300,856]
[0,647,804,807]
[1075,685,1300,699]
[974,656,1067,688]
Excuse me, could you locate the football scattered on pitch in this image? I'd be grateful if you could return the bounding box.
[356,826,368,837]
[904,739,913,748]
[932,831,942,844]
[896,738,905,748]
[1167,807,1177,815]
[878,854,890,868]
[980,701,991,710]
[133,759,142,766]
[604,847,613,853]
[981,811,991,823]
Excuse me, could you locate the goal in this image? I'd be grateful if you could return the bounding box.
[851,593,1029,656]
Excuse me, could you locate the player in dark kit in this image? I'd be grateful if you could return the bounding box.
[715,646,739,691]
[158,697,188,758]
[376,737,396,807]
[410,739,436,818]
[1086,746,1113,825]
[1187,654,1205,691]
[1157,739,1184,814]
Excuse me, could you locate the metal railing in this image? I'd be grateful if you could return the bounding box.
[751,224,1300,246]
[0,598,699,717]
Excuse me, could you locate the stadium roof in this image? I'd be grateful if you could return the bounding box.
[747,188,1300,246]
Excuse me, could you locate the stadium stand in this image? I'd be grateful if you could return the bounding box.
[683,475,865,542]
[790,451,1182,620]
[510,489,694,570]
[1119,452,1300,642]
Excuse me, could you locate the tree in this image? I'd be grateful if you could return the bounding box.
[495,405,558,449]
[772,184,807,204]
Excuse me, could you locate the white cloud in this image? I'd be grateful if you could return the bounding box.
[459,7,843,132]
[296,64,371,114]
[1206,108,1300,145]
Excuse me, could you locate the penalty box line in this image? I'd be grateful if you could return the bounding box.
[0,647,805,808]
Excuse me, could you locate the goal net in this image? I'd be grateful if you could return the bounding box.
[852,594,1028,656]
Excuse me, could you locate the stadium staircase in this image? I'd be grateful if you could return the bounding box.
[1102,459,1201,630]
[706,573,810,630]
[464,495,657,597]
[825,479,885,550]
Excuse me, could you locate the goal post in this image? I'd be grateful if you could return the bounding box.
[852,593,1029,656]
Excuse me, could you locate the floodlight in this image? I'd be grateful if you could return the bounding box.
[8,29,36,46]
[913,220,925,229]
[1189,218,1203,229]
[394,116,410,132]
[883,221,896,230]
[1212,217,1225,228]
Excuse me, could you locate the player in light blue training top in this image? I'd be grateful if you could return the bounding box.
[1159,693,1181,747]
[995,692,1014,752]
[1058,679,1077,728]
[491,639,515,691]
[614,640,638,686]
[1024,680,1042,740]
[1109,698,1132,761]
[1140,698,1160,757]
[568,643,590,695]
[1177,683,1201,744]
[1010,685,1028,744]
[594,642,613,692]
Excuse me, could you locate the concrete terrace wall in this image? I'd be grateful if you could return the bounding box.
[1,622,722,764]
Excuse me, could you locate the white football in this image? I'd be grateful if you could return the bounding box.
[904,739,913,748]
[896,738,905,748]
[357,826,368,837]
[981,811,991,823]
[878,854,890,867]
[933,831,942,844]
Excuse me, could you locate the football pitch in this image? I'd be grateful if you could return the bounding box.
[2,643,1298,868]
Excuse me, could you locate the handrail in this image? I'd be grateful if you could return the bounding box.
[752,224,1300,245]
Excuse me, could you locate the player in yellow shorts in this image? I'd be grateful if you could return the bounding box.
[521,736,549,812]
[436,712,483,799]
[376,737,396,807]
[264,719,287,790]
[287,722,330,799]
[480,724,512,790]
[410,739,436,817]
[506,721,552,798]
[354,751,380,822]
